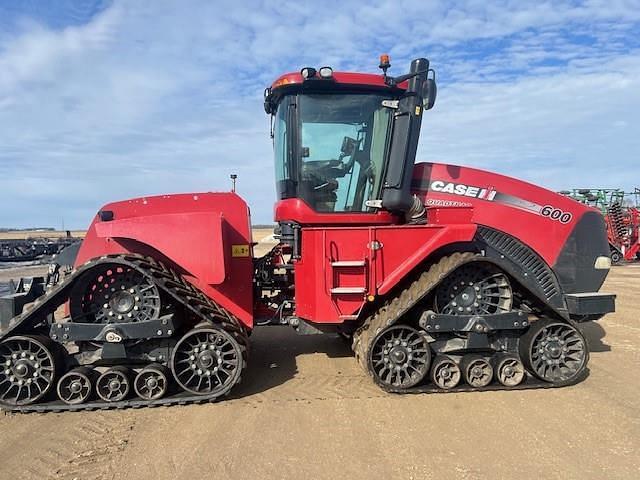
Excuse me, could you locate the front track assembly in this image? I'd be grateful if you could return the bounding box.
[354,252,590,395]
[0,254,248,413]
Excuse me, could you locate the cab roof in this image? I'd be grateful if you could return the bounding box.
[270,71,408,91]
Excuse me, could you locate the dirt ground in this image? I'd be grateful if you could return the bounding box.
[0,237,638,479]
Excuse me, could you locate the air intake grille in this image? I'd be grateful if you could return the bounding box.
[476,226,559,301]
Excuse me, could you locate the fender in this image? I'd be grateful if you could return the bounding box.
[76,192,255,328]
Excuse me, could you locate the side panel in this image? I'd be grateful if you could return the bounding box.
[294,224,476,323]
[412,162,597,266]
[76,192,255,328]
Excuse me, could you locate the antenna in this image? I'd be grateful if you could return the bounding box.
[230,174,238,193]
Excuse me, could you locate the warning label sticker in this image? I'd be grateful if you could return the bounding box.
[231,245,250,257]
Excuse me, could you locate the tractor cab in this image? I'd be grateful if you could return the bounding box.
[264,57,437,225]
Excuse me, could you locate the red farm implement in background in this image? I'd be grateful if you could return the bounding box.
[561,188,640,264]
[0,56,615,412]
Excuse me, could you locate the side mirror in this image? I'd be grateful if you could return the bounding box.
[340,136,358,157]
[422,78,437,110]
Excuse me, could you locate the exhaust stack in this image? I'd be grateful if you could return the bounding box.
[381,58,429,214]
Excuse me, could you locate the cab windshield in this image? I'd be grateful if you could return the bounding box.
[273,93,393,212]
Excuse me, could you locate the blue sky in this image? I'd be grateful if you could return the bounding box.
[0,0,639,228]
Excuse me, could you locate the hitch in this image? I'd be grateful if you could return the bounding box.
[0,277,47,328]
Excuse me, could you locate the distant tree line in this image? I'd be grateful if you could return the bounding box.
[0,227,55,232]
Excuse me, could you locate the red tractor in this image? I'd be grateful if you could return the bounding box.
[0,57,615,411]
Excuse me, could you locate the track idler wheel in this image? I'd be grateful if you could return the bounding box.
[96,367,132,402]
[134,364,170,400]
[57,367,94,405]
[430,355,461,389]
[171,325,243,396]
[368,325,431,389]
[0,336,57,406]
[520,320,588,384]
[493,354,525,387]
[461,355,493,387]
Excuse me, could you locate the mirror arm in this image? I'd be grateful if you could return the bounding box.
[385,68,429,87]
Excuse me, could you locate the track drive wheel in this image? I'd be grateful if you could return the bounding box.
[70,264,161,323]
[461,355,493,387]
[430,355,461,389]
[57,367,94,405]
[96,367,132,402]
[435,263,512,315]
[520,319,588,384]
[368,325,431,389]
[171,325,243,396]
[134,364,170,400]
[0,335,57,406]
[493,354,525,387]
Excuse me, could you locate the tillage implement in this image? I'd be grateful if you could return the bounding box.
[0,56,616,412]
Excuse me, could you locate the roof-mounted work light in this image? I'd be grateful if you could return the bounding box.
[301,67,317,79]
[318,66,333,78]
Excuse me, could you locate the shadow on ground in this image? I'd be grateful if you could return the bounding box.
[580,321,611,352]
[231,321,610,398]
[231,326,353,398]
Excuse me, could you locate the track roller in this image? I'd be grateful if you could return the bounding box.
[520,319,588,383]
[430,355,461,389]
[57,367,94,405]
[171,325,243,396]
[134,364,170,400]
[96,367,132,402]
[493,354,525,387]
[0,335,57,406]
[368,325,431,389]
[461,355,493,387]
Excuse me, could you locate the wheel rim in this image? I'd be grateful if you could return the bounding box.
[369,325,431,388]
[524,321,587,383]
[171,327,242,396]
[134,365,169,400]
[70,265,161,323]
[96,368,130,402]
[57,368,92,405]
[0,336,56,406]
[435,264,512,315]
[495,355,525,387]
[431,356,461,389]
[462,356,493,387]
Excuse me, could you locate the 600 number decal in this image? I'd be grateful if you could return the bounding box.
[541,205,572,224]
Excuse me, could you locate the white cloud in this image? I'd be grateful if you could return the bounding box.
[0,0,638,227]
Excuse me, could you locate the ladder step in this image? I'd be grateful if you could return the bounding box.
[331,260,366,267]
[330,287,366,295]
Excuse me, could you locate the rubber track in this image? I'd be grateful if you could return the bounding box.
[1,253,248,413]
[352,252,476,370]
[351,252,585,394]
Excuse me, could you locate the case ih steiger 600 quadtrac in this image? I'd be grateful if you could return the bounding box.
[0,57,616,412]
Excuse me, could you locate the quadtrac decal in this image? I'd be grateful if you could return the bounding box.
[425,180,573,224]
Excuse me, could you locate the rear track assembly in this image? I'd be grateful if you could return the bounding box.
[0,254,248,413]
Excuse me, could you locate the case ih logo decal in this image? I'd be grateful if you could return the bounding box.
[429,181,497,200]
[426,180,573,224]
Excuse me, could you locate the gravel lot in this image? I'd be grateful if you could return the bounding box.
[0,235,638,480]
